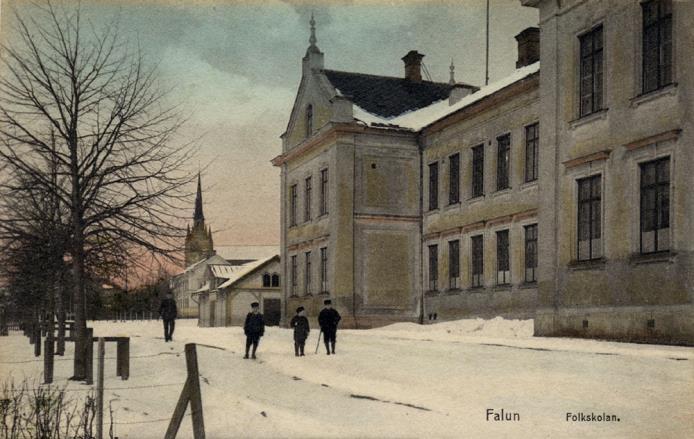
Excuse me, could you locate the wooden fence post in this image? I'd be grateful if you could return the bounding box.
[33,322,41,357]
[44,328,54,384]
[164,343,205,439]
[56,319,65,356]
[96,338,105,439]
[86,328,94,385]
[116,338,130,380]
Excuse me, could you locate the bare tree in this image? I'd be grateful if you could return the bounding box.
[0,1,195,379]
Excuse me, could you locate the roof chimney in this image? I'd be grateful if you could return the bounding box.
[402,50,424,82]
[515,27,540,68]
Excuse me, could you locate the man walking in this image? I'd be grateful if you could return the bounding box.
[318,299,341,355]
[290,306,310,356]
[243,302,265,359]
[159,292,177,342]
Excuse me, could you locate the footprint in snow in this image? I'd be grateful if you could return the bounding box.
[321,384,330,388]
[143,412,148,416]
[292,376,302,381]
[260,411,267,417]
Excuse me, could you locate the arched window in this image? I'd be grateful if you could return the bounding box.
[262,273,271,287]
[306,104,313,138]
[271,273,280,287]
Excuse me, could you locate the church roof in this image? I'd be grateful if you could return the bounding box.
[323,70,465,118]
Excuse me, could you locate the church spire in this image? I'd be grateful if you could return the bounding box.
[309,12,317,48]
[193,172,204,226]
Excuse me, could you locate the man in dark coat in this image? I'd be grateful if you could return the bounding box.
[159,292,177,342]
[243,302,265,359]
[290,306,310,356]
[318,299,341,355]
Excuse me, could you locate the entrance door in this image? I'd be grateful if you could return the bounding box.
[263,298,281,326]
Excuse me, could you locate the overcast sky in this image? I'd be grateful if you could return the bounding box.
[1,0,537,249]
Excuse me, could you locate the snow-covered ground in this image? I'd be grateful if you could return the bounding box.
[1,318,692,438]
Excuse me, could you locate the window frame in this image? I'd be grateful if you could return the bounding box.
[639,156,670,254]
[304,251,312,295]
[641,0,673,94]
[449,153,460,205]
[289,184,298,227]
[525,123,539,183]
[320,246,328,293]
[471,144,485,198]
[428,244,438,291]
[578,25,604,117]
[496,134,511,191]
[290,255,298,296]
[304,176,312,222]
[576,174,603,261]
[496,229,511,285]
[319,168,329,216]
[448,239,460,289]
[524,224,538,283]
[428,162,439,211]
[471,235,484,288]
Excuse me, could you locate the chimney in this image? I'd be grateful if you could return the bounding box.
[402,50,424,82]
[515,27,540,68]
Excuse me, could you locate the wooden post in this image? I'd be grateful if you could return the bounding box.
[164,344,205,439]
[0,308,7,336]
[34,323,41,357]
[44,327,54,384]
[86,328,94,385]
[56,318,65,356]
[116,338,130,380]
[96,338,105,439]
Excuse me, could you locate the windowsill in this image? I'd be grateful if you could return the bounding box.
[520,180,538,191]
[492,284,512,292]
[631,83,677,108]
[467,195,485,205]
[424,290,440,297]
[445,201,461,211]
[569,108,609,130]
[467,286,485,293]
[629,251,676,266]
[317,213,329,220]
[568,258,606,271]
[491,188,512,198]
[425,208,440,216]
[445,288,462,295]
[289,294,299,298]
[303,293,313,297]
[520,281,537,289]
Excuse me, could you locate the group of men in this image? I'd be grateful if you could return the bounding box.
[157,293,342,359]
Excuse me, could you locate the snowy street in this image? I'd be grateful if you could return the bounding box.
[1,318,692,438]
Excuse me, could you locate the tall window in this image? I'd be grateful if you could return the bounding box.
[642,0,672,93]
[306,104,313,137]
[640,157,670,253]
[320,247,328,293]
[304,251,312,295]
[524,224,538,283]
[448,240,460,289]
[428,162,439,210]
[471,235,484,287]
[320,168,329,216]
[289,184,297,226]
[428,244,438,291]
[496,134,510,190]
[472,145,484,198]
[262,273,271,287]
[304,176,312,222]
[496,230,510,285]
[525,123,539,183]
[449,153,460,205]
[579,26,603,117]
[290,255,298,296]
[577,175,602,261]
[271,274,280,287]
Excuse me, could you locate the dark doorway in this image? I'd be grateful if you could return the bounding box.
[263,298,281,326]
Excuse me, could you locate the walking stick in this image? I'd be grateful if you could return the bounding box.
[315,329,322,354]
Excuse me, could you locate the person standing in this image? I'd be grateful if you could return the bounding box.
[290,306,310,356]
[159,292,178,342]
[243,302,265,359]
[318,299,341,355]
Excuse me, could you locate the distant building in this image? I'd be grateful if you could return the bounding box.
[184,174,214,267]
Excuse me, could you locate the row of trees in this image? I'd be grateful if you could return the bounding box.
[0,1,195,379]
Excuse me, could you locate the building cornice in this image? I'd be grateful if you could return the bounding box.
[562,150,611,169]
[624,129,682,152]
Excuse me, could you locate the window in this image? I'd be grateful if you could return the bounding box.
[262,273,271,287]
[524,224,538,283]
[496,230,510,285]
[271,273,280,287]
[579,26,604,117]
[289,184,297,226]
[471,235,484,287]
[320,247,328,293]
[642,0,672,93]
[525,123,539,182]
[496,134,510,190]
[304,251,312,295]
[320,168,328,216]
[428,244,438,291]
[428,162,439,211]
[304,176,312,222]
[449,153,460,205]
[577,175,602,260]
[640,157,670,253]
[290,255,298,296]
[472,145,484,198]
[306,104,313,137]
[448,240,460,289]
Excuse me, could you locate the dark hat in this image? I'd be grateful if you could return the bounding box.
[296,306,305,313]
[323,299,332,305]
[251,302,260,308]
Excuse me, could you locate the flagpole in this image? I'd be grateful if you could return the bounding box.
[485,0,490,86]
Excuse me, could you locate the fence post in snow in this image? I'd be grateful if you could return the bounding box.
[164,343,205,439]
[86,327,94,385]
[44,324,54,384]
[33,322,41,357]
[96,338,105,439]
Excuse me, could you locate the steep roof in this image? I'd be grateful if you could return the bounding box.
[217,255,280,290]
[323,70,462,118]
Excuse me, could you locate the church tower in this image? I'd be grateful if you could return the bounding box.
[184,173,214,267]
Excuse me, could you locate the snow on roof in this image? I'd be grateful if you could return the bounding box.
[209,264,241,279]
[217,255,278,290]
[215,245,279,261]
[352,62,540,132]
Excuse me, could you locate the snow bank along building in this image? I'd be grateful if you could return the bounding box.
[273,1,693,345]
[170,174,280,321]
